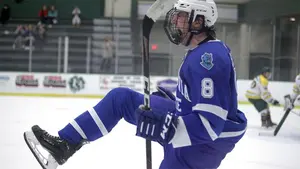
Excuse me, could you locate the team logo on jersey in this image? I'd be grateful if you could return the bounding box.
[200,52,214,70]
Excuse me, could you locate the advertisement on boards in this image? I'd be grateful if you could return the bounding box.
[43,76,66,88]
[69,76,85,93]
[157,78,178,92]
[0,75,10,86]
[15,75,39,87]
[99,75,143,92]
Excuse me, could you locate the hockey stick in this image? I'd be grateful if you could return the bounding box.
[258,108,298,137]
[273,108,292,136]
[142,0,176,168]
[273,95,295,136]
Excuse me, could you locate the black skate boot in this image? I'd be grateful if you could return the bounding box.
[261,114,268,127]
[24,125,88,169]
[261,113,277,128]
[266,113,277,127]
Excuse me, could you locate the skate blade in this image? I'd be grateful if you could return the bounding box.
[258,126,277,136]
[24,131,59,169]
[258,131,274,136]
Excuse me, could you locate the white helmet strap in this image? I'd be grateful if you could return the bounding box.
[188,10,209,35]
[183,10,209,46]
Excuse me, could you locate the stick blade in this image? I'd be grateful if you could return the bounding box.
[258,129,276,137]
[146,0,177,22]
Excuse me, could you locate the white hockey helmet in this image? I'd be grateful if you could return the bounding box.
[174,0,218,27]
[163,0,218,46]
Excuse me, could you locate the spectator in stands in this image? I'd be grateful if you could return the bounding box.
[36,23,46,40]
[0,4,11,26]
[39,5,48,25]
[32,23,47,49]
[12,25,26,49]
[72,6,81,27]
[23,24,35,50]
[48,5,58,28]
[100,37,115,73]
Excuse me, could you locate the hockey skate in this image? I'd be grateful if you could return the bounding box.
[261,113,277,128]
[24,125,87,169]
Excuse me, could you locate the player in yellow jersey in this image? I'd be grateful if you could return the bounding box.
[290,74,300,103]
[284,74,300,110]
[246,67,280,128]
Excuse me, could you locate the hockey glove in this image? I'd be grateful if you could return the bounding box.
[152,86,176,101]
[284,94,294,111]
[135,105,178,145]
[271,99,280,106]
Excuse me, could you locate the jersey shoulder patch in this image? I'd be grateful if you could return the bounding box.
[200,52,214,70]
[187,41,229,74]
[259,75,268,87]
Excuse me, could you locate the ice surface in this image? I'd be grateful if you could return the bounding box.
[1,96,300,169]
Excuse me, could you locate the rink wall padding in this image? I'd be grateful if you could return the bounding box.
[0,72,299,108]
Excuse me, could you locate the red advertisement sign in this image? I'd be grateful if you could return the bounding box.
[15,75,39,87]
[43,76,66,88]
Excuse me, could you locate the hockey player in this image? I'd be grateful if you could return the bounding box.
[246,67,280,128]
[284,74,300,110]
[23,0,247,169]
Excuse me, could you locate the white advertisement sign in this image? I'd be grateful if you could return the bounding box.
[0,72,99,96]
[0,72,298,106]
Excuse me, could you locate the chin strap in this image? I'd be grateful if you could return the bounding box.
[183,33,194,46]
[183,11,215,46]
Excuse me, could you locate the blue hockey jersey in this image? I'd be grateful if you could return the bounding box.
[170,39,247,148]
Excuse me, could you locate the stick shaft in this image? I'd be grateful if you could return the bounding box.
[142,15,154,169]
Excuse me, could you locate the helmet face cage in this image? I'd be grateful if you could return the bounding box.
[164,8,194,45]
[261,67,272,79]
[266,73,272,80]
[164,7,208,46]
